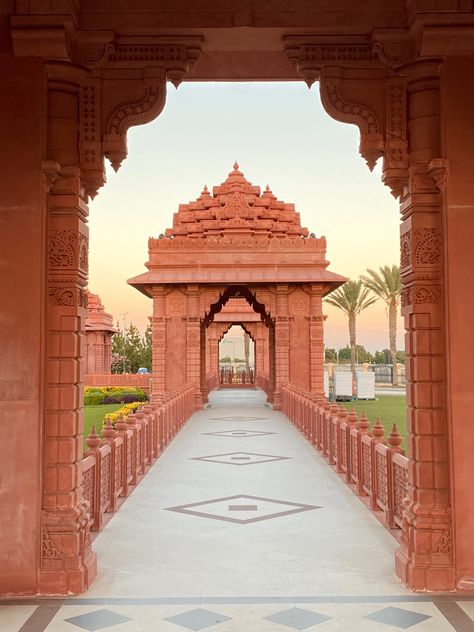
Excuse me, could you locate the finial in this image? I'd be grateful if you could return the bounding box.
[204,185,208,192]
[347,407,358,427]
[265,184,270,191]
[86,425,101,449]
[388,423,403,451]
[372,418,385,441]
[102,419,116,440]
[233,161,239,170]
[358,412,370,434]
[338,404,347,419]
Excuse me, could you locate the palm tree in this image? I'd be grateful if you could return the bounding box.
[325,279,377,393]
[361,265,401,386]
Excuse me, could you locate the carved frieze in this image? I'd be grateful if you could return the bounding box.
[401,285,441,307]
[49,286,88,308]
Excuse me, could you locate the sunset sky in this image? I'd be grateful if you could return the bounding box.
[89,82,402,353]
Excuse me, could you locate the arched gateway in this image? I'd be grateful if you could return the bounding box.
[128,164,345,410]
[2,1,474,597]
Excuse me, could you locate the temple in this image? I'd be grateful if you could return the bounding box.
[128,164,345,409]
[85,291,117,375]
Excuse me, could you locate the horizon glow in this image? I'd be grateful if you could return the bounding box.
[89,82,403,353]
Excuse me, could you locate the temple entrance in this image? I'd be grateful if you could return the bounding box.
[2,2,474,598]
[219,324,255,388]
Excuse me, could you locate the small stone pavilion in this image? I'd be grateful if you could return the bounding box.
[129,164,345,409]
[85,291,117,374]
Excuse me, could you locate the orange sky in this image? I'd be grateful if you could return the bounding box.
[88,82,403,353]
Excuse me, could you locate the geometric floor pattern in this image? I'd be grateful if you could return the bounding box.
[364,606,432,629]
[209,416,269,422]
[64,609,132,630]
[201,429,276,438]
[264,607,333,629]
[164,608,232,630]
[190,451,290,466]
[165,494,321,524]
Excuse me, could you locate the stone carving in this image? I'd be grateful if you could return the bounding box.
[41,528,62,560]
[48,287,88,308]
[80,81,104,200]
[82,466,95,516]
[319,75,383,170]
[429,158,448,192]
[376,452,388,505]
[101,453,111,510]
[414,228,441,265]
[104,78,167,171]
[79,235,89,272]
[400,232,411,268]
[48,230,76,267]
[383,79,408,199]
[433,528,452,555]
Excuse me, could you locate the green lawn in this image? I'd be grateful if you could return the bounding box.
[83,404,122,447]
[342,395,408,451]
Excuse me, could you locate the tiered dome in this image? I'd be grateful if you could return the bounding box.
[165,163,309,239]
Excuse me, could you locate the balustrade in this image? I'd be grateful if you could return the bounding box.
[81,384,195,535]
[282,384,409,537]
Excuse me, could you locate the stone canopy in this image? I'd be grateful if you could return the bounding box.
[128,163,345,293]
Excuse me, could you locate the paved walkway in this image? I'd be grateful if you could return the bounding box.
[4,390,471,631]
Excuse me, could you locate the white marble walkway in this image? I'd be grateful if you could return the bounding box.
[4,390,469,631]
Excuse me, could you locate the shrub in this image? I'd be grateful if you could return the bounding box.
[103,401,143,428]
[84,387,148,406]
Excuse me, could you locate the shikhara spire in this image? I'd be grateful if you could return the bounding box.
[166,163,309,238]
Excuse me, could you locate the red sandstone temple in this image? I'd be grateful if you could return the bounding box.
[129,164,345,409]
[85,291,117,374]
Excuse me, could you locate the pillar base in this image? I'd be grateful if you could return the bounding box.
[38,549,96,595]
[395,545,455,592]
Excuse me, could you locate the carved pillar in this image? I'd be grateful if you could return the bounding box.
[395,60,454,591]
[273,285,290,410]
[200,323,208,403]
[151,286,166,403]
[441,56,474,590]
[186,285,203,409]
[40,62,95,594]
[268,322,276,403]
[309,286,325,396]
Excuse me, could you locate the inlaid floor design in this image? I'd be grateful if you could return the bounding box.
[2,390,473,631]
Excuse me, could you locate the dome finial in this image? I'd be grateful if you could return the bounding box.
[233,161,239,170]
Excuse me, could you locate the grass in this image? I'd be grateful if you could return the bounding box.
[341,395,408,451]
[83,404,122,447]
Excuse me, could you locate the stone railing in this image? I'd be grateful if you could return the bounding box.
[82,384,195,533]
[85,373,151,391]
[282,384,409,533]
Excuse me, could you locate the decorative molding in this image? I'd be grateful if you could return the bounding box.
[284,38,378,87]
[429,158,448,192]
[319,72,384,171]
[80,80,105,200]
[48,230,76,268]
[413,228,441,266]
[41,160,62,194]
[49,286,88,308]
[41,528,62,561]
[401,285,441,307]
[382,78,408,199]
[103,76,167,171]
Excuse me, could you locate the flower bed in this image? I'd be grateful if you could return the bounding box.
[84,386,148,406]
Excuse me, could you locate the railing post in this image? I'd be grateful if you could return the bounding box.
[386,423,404,528]
[370,419,386,511]
[346,407,358,483]
[357,412,370,496]
[126,413,139,485]
[336,405,347,473]
[102,420,119,513]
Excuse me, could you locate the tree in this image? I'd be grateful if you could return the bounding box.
[325,348,337,363]
[111,323,152,373]
[324,279,377,393]
[361,265,401,386]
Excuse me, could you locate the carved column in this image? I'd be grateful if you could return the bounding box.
[395,60,454,591]
[150,286,167,403]
[309,285,325,396]
[441,55,474,590]
[40,63,95,594]
[186,285,203,409]
[273,285,290,410]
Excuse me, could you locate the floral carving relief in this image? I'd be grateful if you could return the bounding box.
[41,528,62,560]
[414,228,441,266]
[48,230,76,267]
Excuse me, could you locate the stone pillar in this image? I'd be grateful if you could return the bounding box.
[150,286,166,403]
[40,62,95,594]
[200,323,208,403]
[273,285,290,409]
[186,285,203,409]
[439,56,474,591]
[309,285,325,396]
[395,60,454,591]
[0,55,47,595]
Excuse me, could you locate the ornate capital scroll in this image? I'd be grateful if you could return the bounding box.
[102,72,167,171]
[319,69,384,171]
